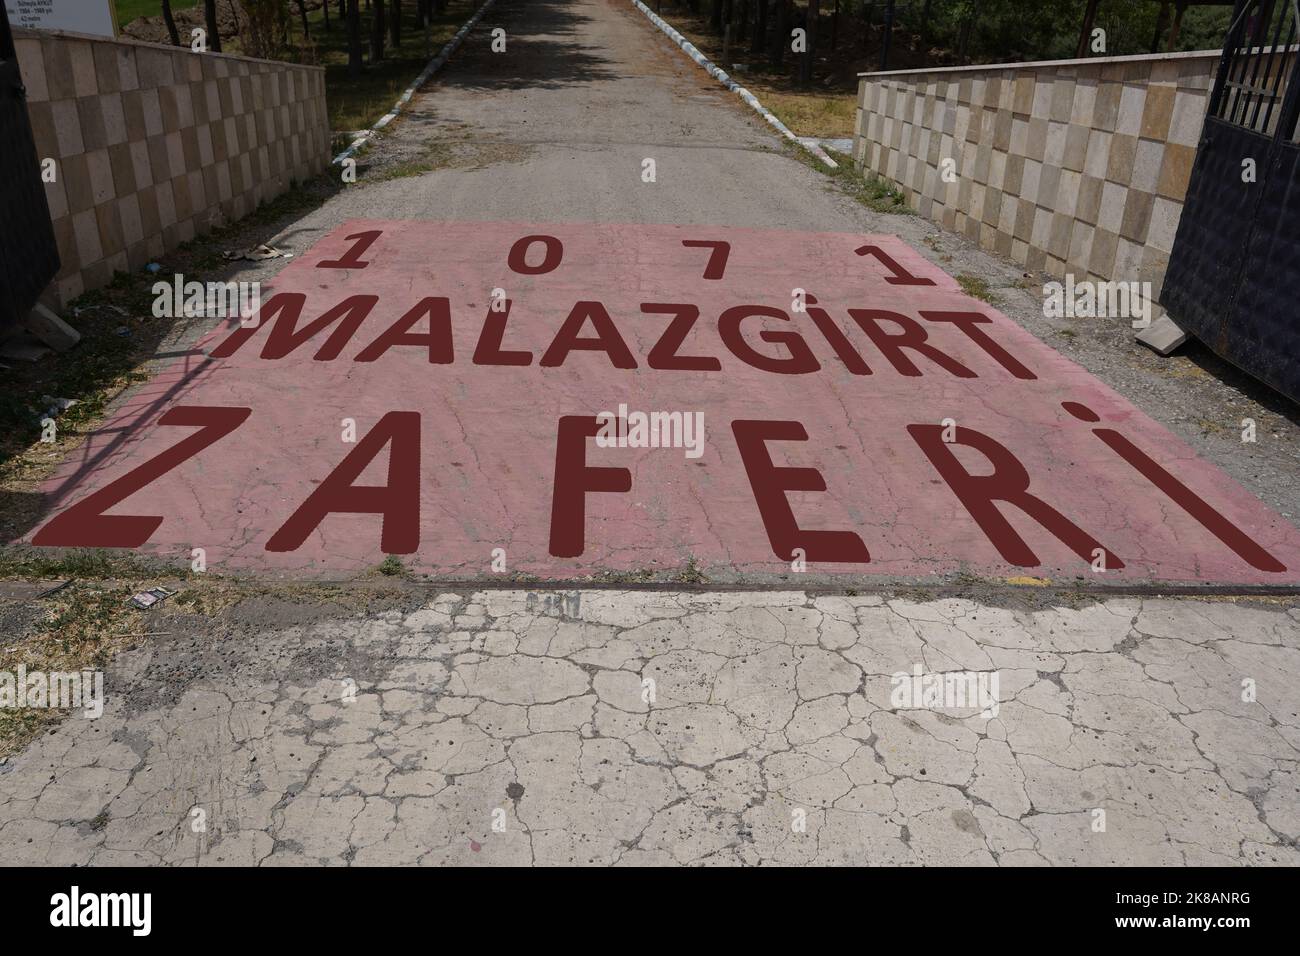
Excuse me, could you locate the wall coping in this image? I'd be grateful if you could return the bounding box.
[858,47,1226,79]
[13,26,326,73]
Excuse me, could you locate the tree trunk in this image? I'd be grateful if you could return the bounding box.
[296,0,310,38]
[390,0,401,47]
[771,0,788,67]
[348,0,363,77]
[323,0,330,31]
[750,0,767,55]
[723,0,736,60]
[879,0,894,69]
[958,0,978,63]
[161,0,181,45]
[800,0,818,86]
[711,0,723,33]
[204,0,222,52]
[371,0,385,61]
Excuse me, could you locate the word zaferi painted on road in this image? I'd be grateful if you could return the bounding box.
[28,221,1300,584]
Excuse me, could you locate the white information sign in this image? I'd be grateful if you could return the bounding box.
[4,0,117,39]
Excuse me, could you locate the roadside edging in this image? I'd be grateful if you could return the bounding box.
[332,0,499,165]
[628,0,838,168]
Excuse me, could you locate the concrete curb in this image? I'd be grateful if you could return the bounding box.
[628,0,838,168]
[332,0,499,166]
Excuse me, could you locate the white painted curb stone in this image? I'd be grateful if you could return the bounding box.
[333,0,499,165]
[628,0,838,168]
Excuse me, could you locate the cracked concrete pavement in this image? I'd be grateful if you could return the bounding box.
[2,589,1298,866]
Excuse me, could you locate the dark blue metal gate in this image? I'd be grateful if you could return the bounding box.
[0,5,61,330]
[1162,0,1300,403]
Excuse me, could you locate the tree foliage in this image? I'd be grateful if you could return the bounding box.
[887,0,1235,64]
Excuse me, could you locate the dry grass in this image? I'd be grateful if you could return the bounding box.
[758,91,858,138]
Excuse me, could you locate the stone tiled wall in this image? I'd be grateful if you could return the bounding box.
[13,28,329,307]
[853,51,1223,299]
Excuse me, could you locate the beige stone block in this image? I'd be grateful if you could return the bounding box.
[1047,212,1072,258]
[1039,162,1062,209]
[217,160,232,201]
[129,139,153,192]
[155,179,177,227]
[1076,174,1103,225]
[61,153,92,214]
[84,148,115,205]
[107,141,135,196]
[101,93,127,146]
[1140,84,1175,141]
[1147,196,1183,253]
[118,193,143,248]
[25,100,57,161]
[1063,123,1089,172]
[68,40,98,97]
[118,46,140,92]
[1116,85,1145,136]
[1022,158,1042,202]
[165,131,185,178]
[71,208,102,264]
[1004,153,1025,195]
[1089,227,1119,278]
[1113,236,1144,279]
[198,124,215,167]
[92,42,121,94]
[1092,81,1121,132]
[1010,117,1028,156]
[1083,128,1111,179]
[1056,169,1083,217]
[1107,133,1137,182]
[95,199,125,258]
[1157,142,1196,200]
[175,83,195,128]
[1044,121,1068,168]
[140,87,163,137]
[1097,180,1127,234]
[1031,79,1053,118]
[1071,81,1097,127]
[136,48,174,89]
[1131,138,1163,192]
[1120,189,1154,242]
[43,174,68,221]
[1139,244,1170,291]
[205,80,221,121]
[50,99,85,156]
[989,150,1007,190]
[41,37,75,100]
[1168,90,1205,147]
[15,37,48,102]
[998,194,1018,235]
[1068,220,1095,272]
[1050,79,1076,122]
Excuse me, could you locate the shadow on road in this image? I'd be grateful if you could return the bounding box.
[435,0,620,91]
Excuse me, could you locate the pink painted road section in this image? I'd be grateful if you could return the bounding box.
[25,219,1300,584]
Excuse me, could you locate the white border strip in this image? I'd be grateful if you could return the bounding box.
[332,0,499,165]
[629,0,837,168]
